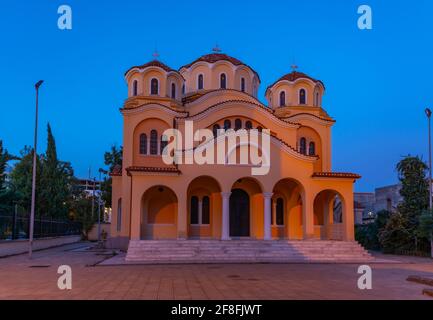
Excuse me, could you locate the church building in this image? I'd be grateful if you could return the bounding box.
[109,51,366,262]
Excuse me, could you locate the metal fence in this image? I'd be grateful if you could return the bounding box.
[0,213,82,241]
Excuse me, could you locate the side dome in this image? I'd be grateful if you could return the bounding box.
[266,71,325,109]
[179,53,260,98]
[124,60,184,102]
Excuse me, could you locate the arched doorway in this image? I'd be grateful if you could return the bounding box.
[230,189,250,237]
[187,176,221,239]
[141,185,178,239]
[230,177,263,238]
[313,189,345,240]
[272,178,304,239]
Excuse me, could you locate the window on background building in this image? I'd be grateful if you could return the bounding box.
[224,119,231,130]
[299,89,306,105]
[198,74,204,90]
[190,196,199,224]
[245,121,253,130]
[202,196,210,225]
[241,78,246,92]
[276,198,284,225]
[309,142,316,155]
[235,119,242,130]
[117,198,122,231]
[220,73,227,89]
[151,78,159,95]
[171,83,176,99]
[279,91,286,107]
[160,135,168,155]
[133,80,138,96]
[139,133,147,155]
[213,124,220,137]
[300,137,307,155]
[150,130,158,155]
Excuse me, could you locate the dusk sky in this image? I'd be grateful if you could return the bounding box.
[1,0,432,192]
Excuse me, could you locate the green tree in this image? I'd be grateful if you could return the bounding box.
[0,140,19,212]
[10,146,43,215]
[379,212,412,253]
[355,210,391,250]
[39,124,74,218]
[101,145,123,207]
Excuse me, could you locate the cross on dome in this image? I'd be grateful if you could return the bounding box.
[212,44,222,53]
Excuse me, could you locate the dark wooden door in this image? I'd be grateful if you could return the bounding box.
[229,189,250,237]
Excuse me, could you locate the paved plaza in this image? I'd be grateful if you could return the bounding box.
[0,242,432,300]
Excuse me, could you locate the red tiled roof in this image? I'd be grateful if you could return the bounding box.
[312,172,361,179]
[109,165,122,176]
[180,53,260,80]
[266,71,325,91]
[125,60,178,76]
[126,166,182,174]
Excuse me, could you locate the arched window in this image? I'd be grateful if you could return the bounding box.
[299,89,306,105]
[198,74,204,90]
[300,137,307,155]
[276,198,284,225]
[220,73,227,89]
[132,80,138,96]
[241,77,246,92]
[202,196,210,225]
[245,121,253,130]
[151,78,159,95]
[190,196,199,224]
[235,119,242,130]
[182,84,185,95]
[309,141,316,155]
[150,130,158,155]
[224,119,231,130]
[139,134,147,155]
[160,134,168,155]
[279,91,286,107]
[171,83,176,99]
[117,198,122,231]
[257,126,263,132]
[213,124,220,137]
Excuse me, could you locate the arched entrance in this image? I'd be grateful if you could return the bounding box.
[230,189,250,237]
[272,178,305,239]
[313,189,345,240]
[230,177,263,238]
[141,185,178,239]
[187,176,222,239]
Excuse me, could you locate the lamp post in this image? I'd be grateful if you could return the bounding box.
[97,168,104,244]
[425,107,433,258]
[29,80,44,259]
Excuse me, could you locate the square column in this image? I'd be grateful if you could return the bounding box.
[221,192,231,240]
[263,192,273,240]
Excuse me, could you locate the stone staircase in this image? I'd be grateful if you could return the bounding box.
[125,240,373,264]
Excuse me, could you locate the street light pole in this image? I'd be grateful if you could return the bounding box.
[425,107,433,258]
[29,80,44,259]
[97,169,103,244]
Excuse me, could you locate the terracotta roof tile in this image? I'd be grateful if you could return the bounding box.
[180,53,260,81]
[312,172,361,179]
[125,60,178,76]
[126,166,182,174]
[267,71,325,91]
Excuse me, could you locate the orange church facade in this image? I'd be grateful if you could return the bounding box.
[109,52,360,251]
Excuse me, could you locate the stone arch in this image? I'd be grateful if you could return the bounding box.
[187,176,222,239]
[230,177,263,238]
[141,185,178,240]
[313,189,346,240]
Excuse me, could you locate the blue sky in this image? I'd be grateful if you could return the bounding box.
[0,0,432,191]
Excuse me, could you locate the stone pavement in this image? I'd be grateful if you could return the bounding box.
[0,242,432,300]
